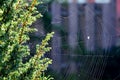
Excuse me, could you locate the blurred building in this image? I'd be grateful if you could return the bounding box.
[50,0,118,52]
[32,0,120,79]
[49,0,120,79]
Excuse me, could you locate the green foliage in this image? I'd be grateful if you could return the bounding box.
[0,0,53,80]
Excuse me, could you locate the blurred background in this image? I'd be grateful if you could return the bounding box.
[29,0,120,80]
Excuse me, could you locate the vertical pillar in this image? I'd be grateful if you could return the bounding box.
[68,2,78,49]
[116,0,120,46]
[102,0,116,50]
[51,1,61,73]
[117,0,120,20]
[68,0,78,73]
[85,3,95,51]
